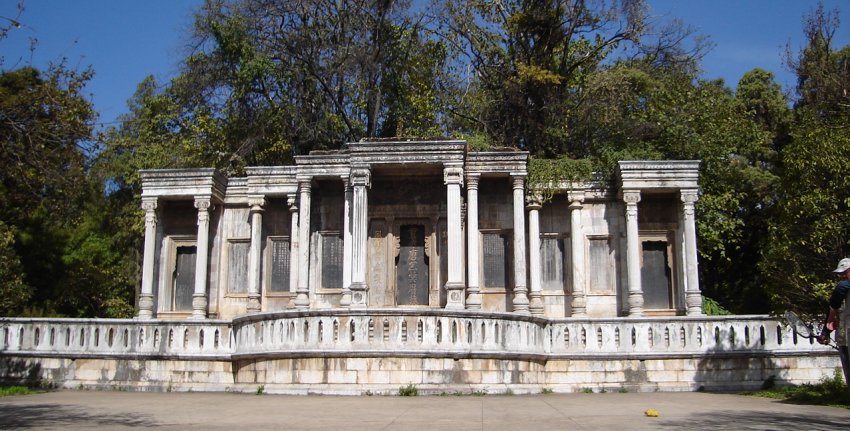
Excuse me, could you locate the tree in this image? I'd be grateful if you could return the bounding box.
[433,0,708,156]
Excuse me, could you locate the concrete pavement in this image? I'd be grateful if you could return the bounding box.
[1,389,849,430]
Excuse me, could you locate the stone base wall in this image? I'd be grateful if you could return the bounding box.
[1,353,838,395]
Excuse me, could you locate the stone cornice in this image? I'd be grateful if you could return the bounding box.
[616,160,700,191]
[140,168,226,202]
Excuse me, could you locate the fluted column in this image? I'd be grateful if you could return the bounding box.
[623,190,643,317]
[465,174,482,310]
[527,197,544,316]
[444,165,465,309]
[287,195,299,304]
[349,167,370,308]
[246,196,265,313]
[681,190,702,315]
[340,177,353,307]
[294,180,312,310]
[191,196,213,319]
[568,191,587,316]
[511,174,529,314]
[138,197,158,319]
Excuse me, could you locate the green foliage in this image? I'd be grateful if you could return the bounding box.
[398,384,418,396]
[0,221,29,316]
[0,386,39,397]
[527,157,593,203]
[742,370,850,409]
[701,297,732,316]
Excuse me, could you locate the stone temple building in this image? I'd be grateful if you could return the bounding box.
[0,139,837,394]
[138,139,702,320]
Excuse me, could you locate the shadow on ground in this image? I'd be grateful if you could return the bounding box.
[0,403,161,429]
[660,410,847,430]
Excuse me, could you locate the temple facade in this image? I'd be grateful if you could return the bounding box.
[0,139,837,394]
[137,139,702,320]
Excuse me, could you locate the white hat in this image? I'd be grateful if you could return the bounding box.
[833,258,850,273]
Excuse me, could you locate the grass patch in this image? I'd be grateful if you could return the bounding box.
[398,384,418,396]
[0,386,39,397]
[741,371,850,409]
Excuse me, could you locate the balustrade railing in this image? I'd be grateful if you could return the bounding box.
[0,313,831,361]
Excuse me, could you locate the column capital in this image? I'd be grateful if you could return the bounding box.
[510,173,526,190]
[621,190,641,205]
[287,194,298,212]
[680,189,699,205]
[350,166,371,187]
[141,197,158,212]
[194,196,213,211]
[526,194,542,210]
[567,190,585,205]
[297,177,312,191]
[444,166,464,186]
[341,174,351,188]
[248,196,266,211]
[465,173,480,189]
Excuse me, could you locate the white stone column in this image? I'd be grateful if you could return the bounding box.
[623,190,643,317]
[681,190,702,315]
[527,197,544,316]
[444,165,465,309]
[294,180,312,310]
[465,174,482,310]
[246,196,265,313]
[511,174,530,314]
[138,197,158,319]
[568,191,587,316]
[340,177,353,307]
[287,195,299,304]
[192,196,213,319]
[349,167,371,308]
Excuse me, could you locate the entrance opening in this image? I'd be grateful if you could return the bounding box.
[173,246,197,310]
[641,241,672,309]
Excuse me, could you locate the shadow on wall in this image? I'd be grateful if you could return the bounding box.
[693,324,784,392]
[0,357,44,388]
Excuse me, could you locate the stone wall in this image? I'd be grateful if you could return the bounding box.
[0,314,839,394]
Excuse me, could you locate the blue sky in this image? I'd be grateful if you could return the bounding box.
[2,1,849,129]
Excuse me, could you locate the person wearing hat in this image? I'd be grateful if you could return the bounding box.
[817,257,850,391]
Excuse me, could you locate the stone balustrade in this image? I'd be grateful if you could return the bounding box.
[1,313,829,361]
[0,318,231,360]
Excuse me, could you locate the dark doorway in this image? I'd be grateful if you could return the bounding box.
[173,246,197,310]
[641,241,672,309]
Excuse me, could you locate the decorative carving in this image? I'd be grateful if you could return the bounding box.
[248,196,266,210]
[510,174,526,190]
[350,167,371,188]
[622,190,641,204]
[443,166,464,186]
[466,173,480,190]
[141,198,158,212]
[423,234,431,258]
[392,233,401,258]
[287,195,298,212]
[567,190,585,206]
[194,196,213,212]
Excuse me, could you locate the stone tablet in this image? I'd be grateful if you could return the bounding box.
[396,225,429,305]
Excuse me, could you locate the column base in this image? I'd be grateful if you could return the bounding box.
[444,282,466,310]
[465,286,482,310]
[191,294,208,319]
[685,291,703,316]
[513,286,530,315]
[340,288,352,308]
[628,292,644,317]
[349,282,368,308]
[569,295,587,317]
[294,289,310,310]
[137,294,154,319]
[247,294,261,313]
[529,292,544,316]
